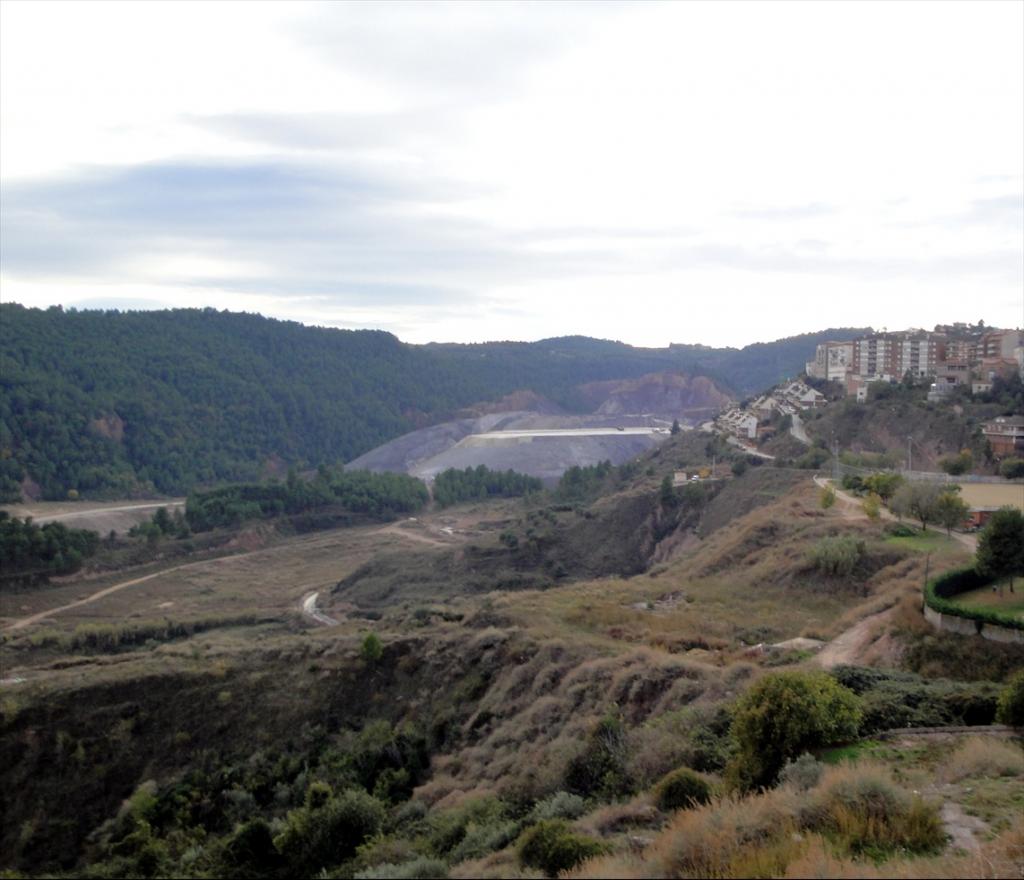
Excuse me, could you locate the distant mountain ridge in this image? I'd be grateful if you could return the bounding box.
[0,303,867,499]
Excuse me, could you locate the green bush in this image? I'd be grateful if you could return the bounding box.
[924,566,1023,632]
[1000,458,1024,479]
[530,791,587,822]
[517,820,607,877]
[807,535,865,578]
[274,787,387,874]
[728,671,862,789]
[653,768,711,812]
[779,753,823,791]
[563,715,632,799]
[361,632,384,663]
[996,669,1024,727]
[355,857,449,879]
[803,770,945,857]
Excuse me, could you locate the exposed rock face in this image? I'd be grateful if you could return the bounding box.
[577,372,733,416]
[88,413,125,443]
[454,389,564,418]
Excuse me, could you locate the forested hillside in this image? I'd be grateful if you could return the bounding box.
[0,304,866,499]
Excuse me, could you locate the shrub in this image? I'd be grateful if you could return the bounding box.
[274,788,387,873]
[728,671,862,789]
[807,535,865,578]
[517,819,607,876]
[884,521,917,537]
[941,736,1024,782]
[925,566,1024,632]
[361,632,384,664]
[563,714,632,799]
[530,791,587,822]
[820,485,836,509]
[862,492,881,521]
[653,768,711,812]
[803,765,945,857]
[939,450,972,476]
[997,669,1024,727]
[1000,457,1024,479]
[779,753,823,791]
[355,857,449,879]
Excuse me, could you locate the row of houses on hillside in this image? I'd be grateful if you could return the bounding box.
[716,380,825,441]
[806,326,1024,401]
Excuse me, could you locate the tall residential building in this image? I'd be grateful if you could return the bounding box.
[895,334,945,378]
[806,341,854,381]
[979,329,1023,360]
[853,335,897,379]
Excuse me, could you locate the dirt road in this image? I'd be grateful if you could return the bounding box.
[815,608,893,668]
[2,553,258,632]
[301,592,338,626]
[813,476,977,551]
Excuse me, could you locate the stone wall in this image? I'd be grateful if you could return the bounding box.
[923,604,1024,644]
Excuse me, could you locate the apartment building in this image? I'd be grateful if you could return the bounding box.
[805,341,854,382]
[979,329,1023,361]
[896,334,945,378]
[853,335,897,379]
[982,416,1024,458]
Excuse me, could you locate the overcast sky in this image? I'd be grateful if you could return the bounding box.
[1,1,1021,347]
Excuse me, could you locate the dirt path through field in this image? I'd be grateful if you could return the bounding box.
[2,552,261,632]
[4,516,464,632]
[812,476,977,551]
[372,521,455,548]
[301,591,338,626]
[815,608,893,667]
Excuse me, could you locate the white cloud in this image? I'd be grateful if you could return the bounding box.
[1,0,1021,346]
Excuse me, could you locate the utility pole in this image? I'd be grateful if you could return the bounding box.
[922,552,931,611]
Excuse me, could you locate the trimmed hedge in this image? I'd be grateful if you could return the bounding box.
[924,566,1024,632]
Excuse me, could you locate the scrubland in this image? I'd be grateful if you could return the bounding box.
[1,436,1021,878]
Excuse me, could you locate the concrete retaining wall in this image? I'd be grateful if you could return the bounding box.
[924,604,1024,644]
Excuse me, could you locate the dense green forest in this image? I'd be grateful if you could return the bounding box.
[185,470,429,532]
[431,466,543,508]
[0,511,100,585]
[0,304,867,499]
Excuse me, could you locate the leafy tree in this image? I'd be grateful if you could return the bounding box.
[659,474,676,508]
[996,669,1024,726]
[728,670,862,789]
[274,787,386,875]
[653,768,711,812]
[862,471,904,501]
[938,450,972,476]
[976,507,1024,594]
[935,490,970,535]
[432,465,542,508]
[518,820,607,877]
[564,714,632,799]
[862,493,881,521]
[0,512,100,585]
[889,482,944,532]
[670,419,681,435]
[999,458,1024,480]
[360,632,384,664]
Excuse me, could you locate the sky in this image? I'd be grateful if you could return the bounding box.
[1,0,1022,348]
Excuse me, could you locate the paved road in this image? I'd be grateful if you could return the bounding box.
[789,413,810,445]
[15,500,186,525]
[726,436,776,459]
[469,427,671,440]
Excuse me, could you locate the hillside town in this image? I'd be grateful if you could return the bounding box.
[715,324,1024,441]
